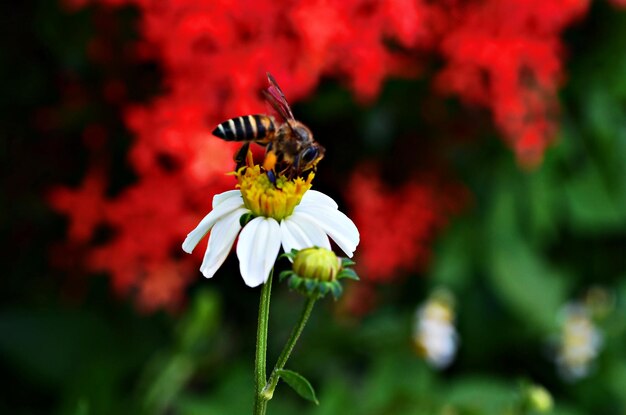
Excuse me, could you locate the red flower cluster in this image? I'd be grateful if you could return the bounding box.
[346,167,466,282]
[435,0,588,166]
[50,0,592,310]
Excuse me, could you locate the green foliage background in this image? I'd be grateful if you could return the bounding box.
[2,2,626,414]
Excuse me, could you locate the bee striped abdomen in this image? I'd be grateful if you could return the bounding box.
[212,114,275,142]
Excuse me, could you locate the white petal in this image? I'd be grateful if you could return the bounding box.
[212,190,243,208]
[182,195,245,253]
[237,217,282,287]
[280,213,331,253]
[299,190,338,209]
[199,207,248,279]
[294,205,360,257]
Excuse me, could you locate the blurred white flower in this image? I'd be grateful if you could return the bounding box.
[556,302,603,381]
[413,290,458,369]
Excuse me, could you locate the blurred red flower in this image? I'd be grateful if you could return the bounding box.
[347,166,466,282]
[435,0,588,166]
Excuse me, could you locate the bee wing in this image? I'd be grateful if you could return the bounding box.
[262,72,295,122]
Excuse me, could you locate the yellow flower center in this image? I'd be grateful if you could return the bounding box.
[236,165,313,220]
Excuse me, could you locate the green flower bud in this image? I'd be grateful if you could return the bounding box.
[293,247,341,282]
[279,248,359,300]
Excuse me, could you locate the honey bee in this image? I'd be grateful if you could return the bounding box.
[212,72,325,179]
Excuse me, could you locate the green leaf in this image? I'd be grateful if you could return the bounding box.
[279,251,297,262]
[142,355,194,414]
[564,162,626,232]
[488,236,568,332]
[606,360,626,401]
[330,281,343,300]
[318,282,330,296]
[304,279,317,294]
[337,268,359,281]
[444,377,517,415]
[340,258,356,267]
[429,221,475,290]
[486,181,569,332]
[74,400,89,415]
[288,275,303,290]
[526,166,560,242]
[276,369,319,405]
[177,289,221,352]
[279,270,295,282]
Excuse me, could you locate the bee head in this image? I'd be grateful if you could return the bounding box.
[297,142,325,173]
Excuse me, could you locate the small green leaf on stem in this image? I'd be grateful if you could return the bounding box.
[276,369,319,405]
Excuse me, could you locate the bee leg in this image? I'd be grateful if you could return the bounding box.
[234,142,251,170]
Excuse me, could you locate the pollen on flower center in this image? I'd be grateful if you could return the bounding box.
[236,165,313,220]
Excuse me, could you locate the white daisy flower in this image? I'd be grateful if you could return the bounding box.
[182,165,359,288]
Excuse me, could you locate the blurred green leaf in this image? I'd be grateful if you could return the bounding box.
[486,180,569,332]
[564,162,625,232]
[444,377,516,415]
[430,221,475,290]
[551,405,585,415]
[488,237,569,332]
[141,354,194,415]
[606,360,626,403]
[177,289,222,353]
[74,400,89,415]
[139,289,222,415]
[310,378,351,415]
[526,166,560,244]
[0,309,112,386]
[583,88,621,144]
[173,364,253,415]
[358,349,436,414]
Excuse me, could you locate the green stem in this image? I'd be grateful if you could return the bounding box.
[253,270,273,415]
[262,297,317,400]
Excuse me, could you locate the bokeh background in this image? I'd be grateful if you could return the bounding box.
[3,0,626,414]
